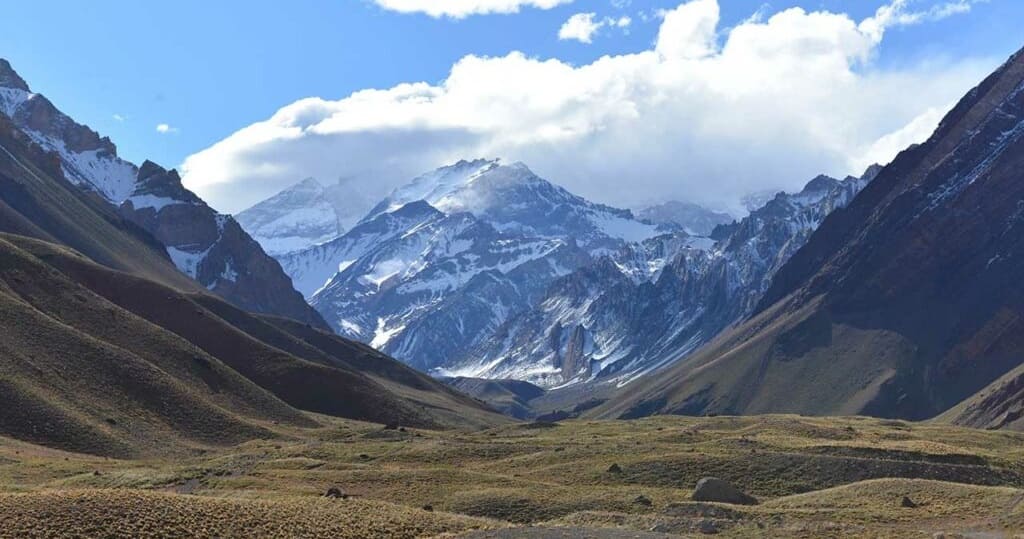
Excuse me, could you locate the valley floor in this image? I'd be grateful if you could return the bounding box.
[0,415,1022,538]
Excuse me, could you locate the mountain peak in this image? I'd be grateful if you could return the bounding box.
[801,174,841,194]
[138,160,168,181]
[0,59,30,92]
[294,177,325,191]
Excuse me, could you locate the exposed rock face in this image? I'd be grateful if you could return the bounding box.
[120,162,329,329]
[276,160,664,374]
[267,154,873,387]
[468,166,877,387]
[0,59,29,91]
[691,477,758,506]
[595,47,1024,425]
[0,59,327,329]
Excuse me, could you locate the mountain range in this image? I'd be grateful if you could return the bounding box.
[0,59,505,456]
[2,40,1024,466]
[248,153,878,391]
[232,47,1024,432]
[592,48,1024,428]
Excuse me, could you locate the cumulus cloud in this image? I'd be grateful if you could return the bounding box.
[371,0,572,18]
[559,13,601,43]
[183,0,994,215]
[559,12,631,43]
[155,123,179,134]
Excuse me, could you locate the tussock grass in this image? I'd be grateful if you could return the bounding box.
[1,415,1023,537]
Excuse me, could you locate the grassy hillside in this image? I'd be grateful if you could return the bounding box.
[0,114,198,293]
[0,233,505,457]
[0,415,1022,537]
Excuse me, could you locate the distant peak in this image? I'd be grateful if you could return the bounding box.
[445,158,499,173]
[801,174,840,193]
[391,199,442,217]
[295,177,324,189]
[0,59,30,92]
[861,164,883,181]
[280,177,326,196]
[138,160,168,181]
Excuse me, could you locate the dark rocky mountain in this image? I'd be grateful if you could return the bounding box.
[595,48,1024,426]
[120,161,326,328]
[636,200,734,236]
[0,59,326,329]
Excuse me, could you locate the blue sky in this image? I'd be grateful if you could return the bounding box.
[2,1,1023,213]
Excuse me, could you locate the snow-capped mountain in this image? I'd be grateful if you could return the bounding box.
[270,156,876,385]
[364,159,664,251]
[636,201,734,236]
[451,166,880,387]
[235,178,342,255]
[276,159,667,371]
[0,60,136,202]
[235,177,374,256]
[0,59,326,328]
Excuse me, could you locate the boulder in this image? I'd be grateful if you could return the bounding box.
[324,487,348,499]
[691,477,758,506]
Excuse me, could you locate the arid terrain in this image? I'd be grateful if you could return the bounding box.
[1,415,1023,538]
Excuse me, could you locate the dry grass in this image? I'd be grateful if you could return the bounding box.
[1,415,1023,537]
[0,489,495,538]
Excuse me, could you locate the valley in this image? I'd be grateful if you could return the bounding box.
[2,1,1024,536]
[1,415,1023,537]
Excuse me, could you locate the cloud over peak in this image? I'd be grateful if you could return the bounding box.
[183,0,992,215]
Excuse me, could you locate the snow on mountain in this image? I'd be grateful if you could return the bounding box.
[0,63,137,203]
[267,153,877,386]
[235,178,343,255]
[364,159,663,251]
[0,59,326,328]
[458,166,880,387]
[278,200,444,298]
[270,159,668,372]
[235,176,377,256]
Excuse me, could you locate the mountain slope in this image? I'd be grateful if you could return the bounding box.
[0,231,504,457]
[120,161,328,329]
[462,168,875,387]
[595,48,1024,424]
[0,59,326,329]
[0,234,311,457]
[0,113,198,290]
[275,160,666,374]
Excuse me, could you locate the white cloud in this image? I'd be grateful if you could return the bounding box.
[559,12,632,43]
[859,0,985,41]
[371,0,572,18]
[112,114,126,122]
[156,123,179,134]
[559,13,602,43]
[183,0,993,215]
